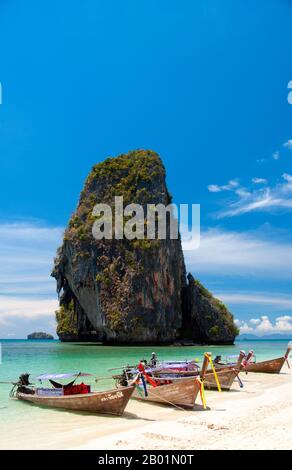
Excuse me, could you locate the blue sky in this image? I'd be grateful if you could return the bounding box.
[1,0,292,337]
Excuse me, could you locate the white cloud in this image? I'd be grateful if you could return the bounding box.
[283,139,292,150]
[225,180,239,189]
[0,222,62,241]
[256,315,274,332]
[217,292,292,309]
[0,221,62,330]
[237,315,292,335]
[252,177,267,184]
[207,180,239,193]
[272,151,280,160]
[282,172,292,183]
[184,227,292,336]
[183,228,292,279]
[207,184,221,193]
[210,173,292,218]
[275,316,292,331]
[250,318,261,325]
[235,319,254,333]
[0,221,63,297]
[0,297,59,325]
[235,188,251,197]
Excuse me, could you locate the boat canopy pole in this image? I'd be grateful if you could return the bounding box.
[284,345,291,368]
[200,353,210,380]
[237,350,246,368]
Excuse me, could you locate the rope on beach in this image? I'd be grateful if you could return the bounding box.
[143,388,187,411]
[95,376,115,382]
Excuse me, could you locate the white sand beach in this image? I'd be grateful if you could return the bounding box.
[1,364,291,450]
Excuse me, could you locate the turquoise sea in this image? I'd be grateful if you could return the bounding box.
[0,339,290,448]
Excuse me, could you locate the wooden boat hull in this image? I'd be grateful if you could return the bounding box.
[16,386,134,416]
[153,368,239,391]
[245,357,286,374]
[132,377,201,407]
[204,368,238,391]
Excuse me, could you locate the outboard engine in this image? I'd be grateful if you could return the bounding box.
[19,373,31,386]
[119,370,129,387]
[9,372,34,397]
[17,373,34,394]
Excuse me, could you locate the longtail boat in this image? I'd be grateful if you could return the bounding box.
[211,350,253,371]
[151,351,246,391]
[200,350,245,390]
[132,376,202,408]
[244,346,291,374]
[148,359,200,375]
[113,351,244,393]
[204,367,239,390]
[10,371,134,416]
[118,354,210,408]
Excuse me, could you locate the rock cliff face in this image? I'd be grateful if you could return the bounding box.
[181,274,236,344]
[52,150,238,344]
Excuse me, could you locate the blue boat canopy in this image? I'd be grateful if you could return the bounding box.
[36,371,93,381]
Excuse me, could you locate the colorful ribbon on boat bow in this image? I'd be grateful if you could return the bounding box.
[138,362,158,387]
[140,374,148,397]
[136,362,158,396]
[242,350,254,374]
[130,371,148,397]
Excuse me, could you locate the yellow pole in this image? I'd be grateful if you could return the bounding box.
[205,352,221,392]
[198,378,207,409]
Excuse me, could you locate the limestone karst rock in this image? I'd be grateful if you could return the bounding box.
[52,150,238,344]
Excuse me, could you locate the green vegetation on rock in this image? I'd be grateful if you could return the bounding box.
[55,300,78,336]
[192,276,239,339]
[209,325,220,337]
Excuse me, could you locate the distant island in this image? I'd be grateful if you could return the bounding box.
[238,334,292,341]
[27,332,54,340]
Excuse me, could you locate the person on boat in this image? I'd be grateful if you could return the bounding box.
[214,355,224,365]
[17,373,35,395]
[119,370,129,387]
[150,352,157,368]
